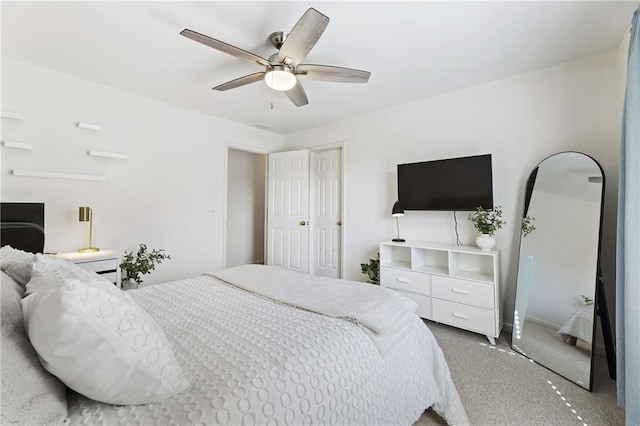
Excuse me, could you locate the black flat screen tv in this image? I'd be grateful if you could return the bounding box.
[397,154,493,211]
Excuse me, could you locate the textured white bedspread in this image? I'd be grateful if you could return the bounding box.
[558,304,595,344]
[209,265,419,355]
[209,265,418,336]
[67,273,468,425]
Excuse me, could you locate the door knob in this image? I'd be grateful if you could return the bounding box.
[299,221,307,226]
[337,221,342,226]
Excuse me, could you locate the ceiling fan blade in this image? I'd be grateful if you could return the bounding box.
[295,64,371,83]
[284,80,309,107]
[278,8,329,67]
[213,72,265,91]
[181,29,270,67]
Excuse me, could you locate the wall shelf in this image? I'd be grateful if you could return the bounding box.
[1,111,23,120]
[88,150,128,160]
[12,169,106,182]
[2,140,32,150]
[77,122,101,131]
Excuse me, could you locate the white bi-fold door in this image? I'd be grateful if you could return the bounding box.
[267,149,310,273]
[266,147,342,277]
[311,149,342,279]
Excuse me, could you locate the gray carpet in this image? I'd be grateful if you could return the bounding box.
[415,321,623,426]
[513,320,592,387]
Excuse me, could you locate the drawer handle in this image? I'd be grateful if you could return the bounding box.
[452,312,470,320]
[396,278,410,283]
[451,288,470,295]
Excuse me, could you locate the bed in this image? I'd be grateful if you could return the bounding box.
[1,204,468,426]
[558,304,595,345]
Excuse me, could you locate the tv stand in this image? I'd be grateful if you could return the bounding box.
[379,240,502,344]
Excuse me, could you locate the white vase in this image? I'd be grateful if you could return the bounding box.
[476,234,496,251]
[122,279,138,290]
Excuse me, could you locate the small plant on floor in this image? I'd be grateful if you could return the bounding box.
[360,253,380,285]
[468,206,506,236]
[120,243,171,286]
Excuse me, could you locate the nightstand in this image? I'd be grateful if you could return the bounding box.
[52,250,120,287]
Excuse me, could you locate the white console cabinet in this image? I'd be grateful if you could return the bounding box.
[379,240,502,344]
[52,250,120,288]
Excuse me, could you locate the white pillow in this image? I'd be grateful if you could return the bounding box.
[26,253,112,295]
[0,245,36,288]
[22,260,190,405]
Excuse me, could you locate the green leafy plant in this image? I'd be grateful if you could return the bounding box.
[468,206,506,236]
[522,216,536,238]
[580,294,594,305]
[120,244,171,285]
[360,253,380,284]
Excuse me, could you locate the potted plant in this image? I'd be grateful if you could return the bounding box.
[119,244,171,290]
[521,216,536,238]
[360,253,380,284]
[468,206,506,251]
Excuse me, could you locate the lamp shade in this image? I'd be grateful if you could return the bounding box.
[392,201,404,217]
[79,206,92,222]
[264,66,297,91]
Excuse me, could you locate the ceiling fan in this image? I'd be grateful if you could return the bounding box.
[180,8,371,107]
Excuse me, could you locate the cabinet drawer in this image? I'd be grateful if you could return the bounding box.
[432,275,494,309]
[75,259,118,274]
[432,299,496,336]
[402,292,432,320]
[96,271,117,284]
[380,267,430,296]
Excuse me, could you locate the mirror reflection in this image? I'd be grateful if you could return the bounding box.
[512,152,603,390]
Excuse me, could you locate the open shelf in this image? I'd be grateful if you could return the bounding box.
[379,244,411,269]
[449,251,495,283]
[412,248,449,275]
[380,241,497,283]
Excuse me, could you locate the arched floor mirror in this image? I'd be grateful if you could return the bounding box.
[512,152,605,390]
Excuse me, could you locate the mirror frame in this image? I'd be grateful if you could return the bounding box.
[512,151,605,391]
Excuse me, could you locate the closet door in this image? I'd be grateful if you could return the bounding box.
[266,150,310,273]
[311,149,342,278]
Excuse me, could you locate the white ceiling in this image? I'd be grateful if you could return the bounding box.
[1,1,636,135]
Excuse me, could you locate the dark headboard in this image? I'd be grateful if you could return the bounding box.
[1,202,45,253]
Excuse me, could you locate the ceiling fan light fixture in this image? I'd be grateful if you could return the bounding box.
[264,65,296,91]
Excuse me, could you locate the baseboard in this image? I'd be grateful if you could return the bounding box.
[525,315,562,330]
[501,322,607,357]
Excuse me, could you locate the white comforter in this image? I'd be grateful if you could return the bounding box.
[208,265,418,355]
[558,304,595,344]
[67,270,468,426]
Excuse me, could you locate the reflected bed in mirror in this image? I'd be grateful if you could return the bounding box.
[512,152,604,390]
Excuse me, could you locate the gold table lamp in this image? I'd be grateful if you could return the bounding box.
[78,206,99,253]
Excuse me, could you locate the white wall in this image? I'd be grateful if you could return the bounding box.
[226,148,266,267]
[284,49,624,327]
[1,58,284,284]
